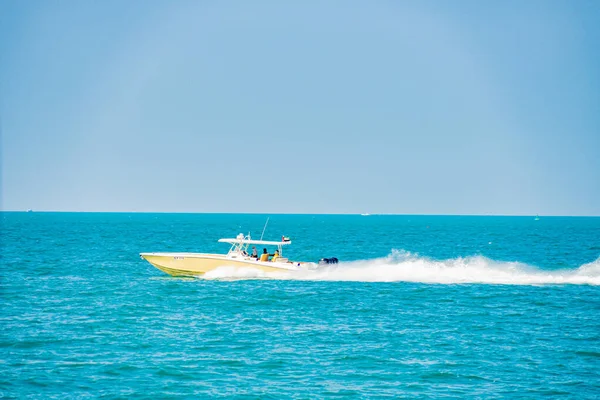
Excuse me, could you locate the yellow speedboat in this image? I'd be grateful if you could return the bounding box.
[140,234,317,277]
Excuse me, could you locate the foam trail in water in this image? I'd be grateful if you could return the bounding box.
[202,250,600,285]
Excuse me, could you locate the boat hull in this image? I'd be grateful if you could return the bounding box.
[140,252,306,277]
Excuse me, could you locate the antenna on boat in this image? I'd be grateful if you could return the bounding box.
[260,217,270,240]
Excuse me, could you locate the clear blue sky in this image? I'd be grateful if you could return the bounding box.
[1,0,599,215]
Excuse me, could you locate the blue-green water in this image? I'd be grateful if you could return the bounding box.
[1,212,599,398]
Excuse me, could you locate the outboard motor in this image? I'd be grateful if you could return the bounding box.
[318,257,339,265]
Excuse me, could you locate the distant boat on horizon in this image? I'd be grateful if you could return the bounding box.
[534,215,540,221]
[361,213,370,216]
[26,209,33,213]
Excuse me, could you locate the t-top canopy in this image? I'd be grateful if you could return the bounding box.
[218,238,292,246]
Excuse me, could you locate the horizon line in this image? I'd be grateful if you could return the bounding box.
[1,210,599,217]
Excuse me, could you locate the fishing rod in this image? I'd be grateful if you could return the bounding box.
[260,217,270,241]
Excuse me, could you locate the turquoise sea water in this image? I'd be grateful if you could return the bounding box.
[1,212,599,398]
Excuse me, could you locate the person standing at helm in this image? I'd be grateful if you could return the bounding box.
[259,248,269,262]
[251,246,258,258]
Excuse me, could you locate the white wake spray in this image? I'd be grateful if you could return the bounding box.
[202,250,600,286]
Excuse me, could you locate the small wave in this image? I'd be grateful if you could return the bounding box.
[203,267,288,280]
[201,251,600,286]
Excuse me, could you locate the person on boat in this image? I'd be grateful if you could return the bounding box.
[251,246,258,258]
[259,248,269,262]
[272,250,280,262]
